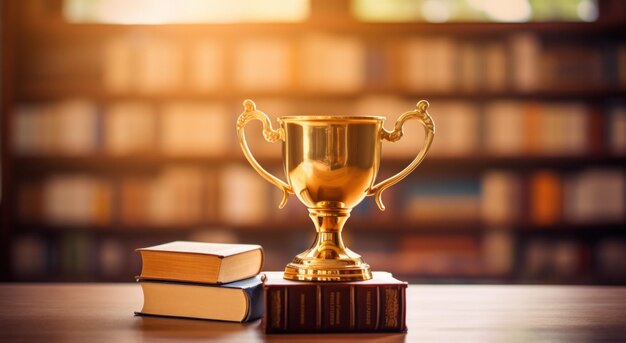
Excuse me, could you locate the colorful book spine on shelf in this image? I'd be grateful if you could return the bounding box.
[13,100,100,156]
[299,35,366,92]
[219,164,270,225]
[564,169,626,223]
[483,40,508,91]
[401,178,481,221]
[190,40,225,92]
[396,235,483,276]
[510,33,540,91]
[104,102,156,155]
[262,271,407,334]
[426,101,480,156]
[608,104,626,155]
[483,101,526,155]
[42,175,112,226]
[541,43,603,88]
[160,102,229,156]
[522,238,588,282]
[596,238,626,281]
[234,39,291,91]
[120,167,206,226]
[402,37,457,92]
[481,171,522,225]
[529,170,562,226]
[619,43,626,89]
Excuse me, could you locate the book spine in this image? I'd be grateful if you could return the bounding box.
[378,284,407,332]
[287,285,319,332]
[263,283,406,333]
[355,285,379,331]
[321,285,353,331]
[264,286,287,333]
[242,282,265,322]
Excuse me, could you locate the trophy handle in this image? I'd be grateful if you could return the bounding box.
[236,99,293,208]
[368,100,435,211]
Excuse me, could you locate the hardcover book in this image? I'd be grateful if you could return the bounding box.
[136,241,264,284]
[136,276,263,322]
[262,271,407,334]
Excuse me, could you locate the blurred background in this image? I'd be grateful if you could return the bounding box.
[1,0,625,284]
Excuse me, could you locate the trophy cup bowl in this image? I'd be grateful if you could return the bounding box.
[237,99,435,281]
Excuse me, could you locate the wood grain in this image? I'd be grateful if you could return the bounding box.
[0,284,625,342]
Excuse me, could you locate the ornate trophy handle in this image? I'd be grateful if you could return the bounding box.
[368,100,435,211]
[236,99,293,208]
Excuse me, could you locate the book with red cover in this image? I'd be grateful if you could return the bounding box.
[262,271,407,334]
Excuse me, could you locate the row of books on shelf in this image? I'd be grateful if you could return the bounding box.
[12,232,626,284]
[12,100,230,157]
[12,98,626,157]
[363,232,499,278]
[361,231,626,283]
[10,231,294,281]
[403,168,625,224]
[23,32,626,95]
[93,33,626,93]
[11,233,139,281]
[521,236,626,283]
[17,166,626,227]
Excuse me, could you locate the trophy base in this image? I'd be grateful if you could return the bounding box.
[283,208,373,282]
[283,251,372,282]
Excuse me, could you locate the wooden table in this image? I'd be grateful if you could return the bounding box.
[1,284,625,342]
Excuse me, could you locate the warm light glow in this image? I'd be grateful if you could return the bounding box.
[351,0,424,22]
[577,0,599,22]
[353,0,597,22]
[422,0,451,23]
[468,0,531,22]
[64,0,310,24]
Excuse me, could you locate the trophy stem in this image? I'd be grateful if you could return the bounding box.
[284,208,372,282]
[310,208,349,259]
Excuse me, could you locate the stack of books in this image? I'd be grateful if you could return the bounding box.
[135,241,408,333]
[135,241,264,322]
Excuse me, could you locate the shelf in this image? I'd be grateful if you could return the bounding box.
[21,19,626,38]
[14,86,626,103]
[413,155,626,173]
[398,271,514,284]
[516,222,626,236]
[15,220,625,236]
[13,155,626,174]
[13,155,249,174]
[16,220,486,235]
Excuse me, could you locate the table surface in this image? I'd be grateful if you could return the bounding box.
[1,284,625,343]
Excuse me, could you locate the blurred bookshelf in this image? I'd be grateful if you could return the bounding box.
[2,0,626,284]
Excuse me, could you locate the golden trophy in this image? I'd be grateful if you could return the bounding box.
[237,99,434,281]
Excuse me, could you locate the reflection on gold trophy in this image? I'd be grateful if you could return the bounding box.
[237,99,434,281]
